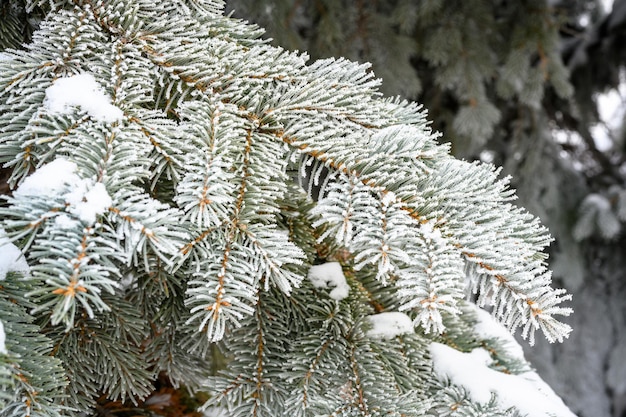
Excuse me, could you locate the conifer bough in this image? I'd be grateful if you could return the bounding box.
[0,0,575,416]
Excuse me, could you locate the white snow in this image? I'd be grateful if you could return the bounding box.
[472,305,525,360]
[14,158,79,199]
[585,193,612,211]
[381,191,397,207]
[54,214,81,229]
[419,220,444,244]
[308,262,350,300]
[65,181,112,224]
[430,342,576,417]
[44,73,123,123]
[14,158,112,225]
[0,320,7,354]
[592,78,626,151]
[0,228,30,280]
[366,312,414,339]
[0,53,12,61]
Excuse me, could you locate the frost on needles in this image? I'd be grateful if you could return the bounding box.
[0,0,574,416]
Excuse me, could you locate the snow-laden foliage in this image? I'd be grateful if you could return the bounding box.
[0,0,573,415]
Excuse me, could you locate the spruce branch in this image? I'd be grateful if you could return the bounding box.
[0,1,575,415]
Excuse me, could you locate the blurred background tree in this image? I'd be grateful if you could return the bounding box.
[2,1,626,416]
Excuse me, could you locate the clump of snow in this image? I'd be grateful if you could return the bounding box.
[44,73,123,123]
[430,342,576,417]
[13,158,78,199]
[0,52,12,61]
[65,181,113,224]
[14,158,112,225]
[0,320,7,354]
[308,262,350,300]
[0,228,30,280]
[366,312,414,339]
[471,305,525,360]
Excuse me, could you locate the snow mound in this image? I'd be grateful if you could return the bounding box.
[430,342,576,417]
[366,312,414,339]
[44,73,123,123]
[14,158,112,226]
[308,262,350,300]
[0,228,29,281]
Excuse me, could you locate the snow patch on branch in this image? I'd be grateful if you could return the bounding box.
[14,158,112,226]
[472,305,525,360]
[430,342,576,417]
[44,73,123,123]
[0,228,29,281]
[366,312,413,339]
[65,182,112,225]
[308,262,350,300]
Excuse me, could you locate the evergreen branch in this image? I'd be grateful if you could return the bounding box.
[2,58,55,91]
[0,277,68,417]
[240,224,304,294]
[30,115,88,148]
[180,227,217,256]
[184,227,256,342]
[300,339,331,408]
[27,226,121,329]
[252,293,266,417]
[279,131,430,225]
[0,1,577,414]
[347,342,370,415]
[95,127,119,182]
